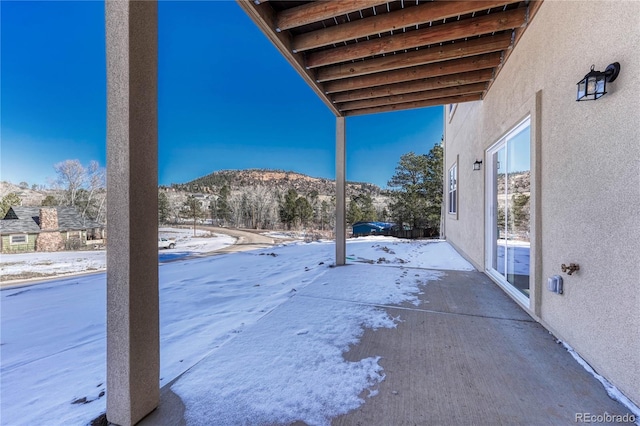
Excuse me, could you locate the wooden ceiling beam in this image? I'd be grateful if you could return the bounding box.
[331,69,494,103]
[306,8,526,68]
[343,93,484,116]
[293,0,515,52]
[338,82,488,111]
[276,0,388,32]
[316,33,512,83]
[324,52,501,94]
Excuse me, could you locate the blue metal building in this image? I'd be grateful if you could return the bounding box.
[351,221,394,237]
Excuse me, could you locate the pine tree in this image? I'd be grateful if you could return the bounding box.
[158,192,170,224]
[320,200,330,230]
[0,193,22,218]
[347,197,364,225]
[42,195,58,207]
[216,185,232,226]
[387,143,443,229]
[295,196,313,227]
[360,194,377,222]
[279,188,298,230]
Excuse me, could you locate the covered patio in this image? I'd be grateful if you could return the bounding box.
[103,1,633,424]
[135,266,630,425]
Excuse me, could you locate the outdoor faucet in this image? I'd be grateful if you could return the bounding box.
[561,263,580,275]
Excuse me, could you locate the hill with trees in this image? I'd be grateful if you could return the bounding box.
[161,169,390,232]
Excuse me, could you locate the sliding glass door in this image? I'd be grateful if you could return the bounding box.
[486,118,531,302]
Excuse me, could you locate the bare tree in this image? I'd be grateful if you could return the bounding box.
[80,161,106,220]
[263,190,279,229]
[54,159,86,207]
[245,185,276,229]
[228,193,244,227]
[166,193,183,224]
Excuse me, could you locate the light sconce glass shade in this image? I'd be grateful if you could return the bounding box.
[473,160,483,171]
[577,62,620,101]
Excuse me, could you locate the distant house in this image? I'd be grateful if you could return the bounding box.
[0,206,104,253]
[351,221,394,237]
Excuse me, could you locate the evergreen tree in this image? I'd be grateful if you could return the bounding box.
[41,195,58,207]
[295,196,313,227]
[423,144,443,228]
[0,193,22,218]
[387,143,443,229]
[359,194,377,222]
[158,192,170,224]
[347,194,377,225]
[379,207,389,222]
[279,188,298,229]
[216,185,232,226]
[320,200,330,230]
[347,197,364,225]
[511,193,530,232]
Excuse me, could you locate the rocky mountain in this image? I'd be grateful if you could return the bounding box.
[170,169,384,198]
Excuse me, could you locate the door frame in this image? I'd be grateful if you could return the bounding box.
[485,116,531,308]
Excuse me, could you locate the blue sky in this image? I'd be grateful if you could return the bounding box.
[1,1,443,189]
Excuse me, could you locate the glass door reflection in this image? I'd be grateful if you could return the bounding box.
[488,119,531,298]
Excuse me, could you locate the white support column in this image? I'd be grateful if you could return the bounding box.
[336,117,346,265]
[106,1,159,425]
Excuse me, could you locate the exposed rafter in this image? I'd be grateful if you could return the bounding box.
[323,52,502,94]
[305,8,526,69]
[316,33,512,83]
[337,82,488,112]
[292,0,516,52]
[276,0,388,32]
[331,69,495,103]
[343,94,484,117]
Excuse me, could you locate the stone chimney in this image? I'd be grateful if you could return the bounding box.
[35,207,63,252]
[39,207,59,230]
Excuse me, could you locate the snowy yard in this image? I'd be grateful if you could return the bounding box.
[0,237,474,425]
[0,227,235,282]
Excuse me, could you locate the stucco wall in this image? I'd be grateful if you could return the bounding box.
[444,1,640,406]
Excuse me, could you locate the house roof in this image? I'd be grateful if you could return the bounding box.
[0,206,103,235]
[1,207,41,234]
[237,0,542,116]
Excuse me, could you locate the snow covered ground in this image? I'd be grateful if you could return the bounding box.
[0,237,473,425]
[0,227,235,282]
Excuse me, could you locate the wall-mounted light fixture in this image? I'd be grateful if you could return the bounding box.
[576,62,620,101]
[473,160,483,171]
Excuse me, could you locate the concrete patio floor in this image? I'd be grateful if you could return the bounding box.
[139,268,632,425]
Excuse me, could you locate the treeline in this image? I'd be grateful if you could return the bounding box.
[159,185,338,232]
